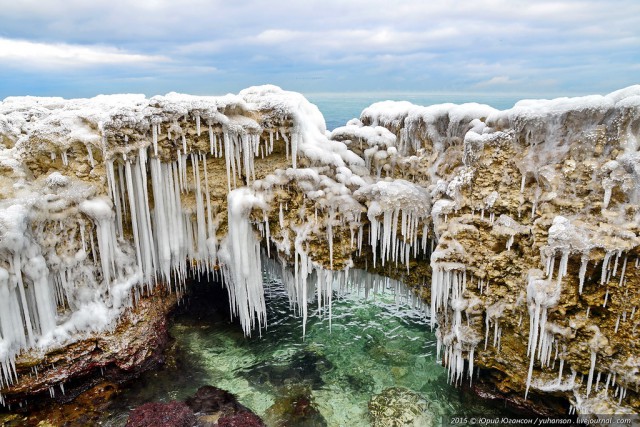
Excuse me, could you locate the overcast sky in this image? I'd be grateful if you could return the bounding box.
[0,0,638,99]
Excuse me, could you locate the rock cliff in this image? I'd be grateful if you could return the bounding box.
[0,85,638,414]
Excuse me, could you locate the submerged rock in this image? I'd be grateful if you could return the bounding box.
[185,385,249,420]
[217,411,265,427]
[126,401,196,427]
[368,387,435,427]
[126,385,265,427]
[243,349,333,390]
[265,383,327,427]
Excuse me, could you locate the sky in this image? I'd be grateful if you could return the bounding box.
[0,0,638,100]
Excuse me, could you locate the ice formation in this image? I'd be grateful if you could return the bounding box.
[1,85,640,414]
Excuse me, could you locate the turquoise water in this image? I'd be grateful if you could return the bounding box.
[102,273,512,426]
[305,92,524,130]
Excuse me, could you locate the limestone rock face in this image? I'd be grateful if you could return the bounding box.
[2,290,176,407]
[0,85,639,414]
[344,89,640,413]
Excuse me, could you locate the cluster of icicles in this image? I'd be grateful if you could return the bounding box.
[427,238,639,410]
[0,121,292,403]
[3,87,640,411]
[0,116,438,406]
[528,249,638,411]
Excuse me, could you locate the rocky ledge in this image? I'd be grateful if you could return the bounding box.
[0,289,176,409]
[0,85,639,416]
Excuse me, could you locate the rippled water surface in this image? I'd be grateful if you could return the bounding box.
[104,275,511,426]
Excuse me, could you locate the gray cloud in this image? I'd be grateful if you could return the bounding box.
[0,0,637,96]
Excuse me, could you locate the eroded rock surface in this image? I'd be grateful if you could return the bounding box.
[1,85,639,415]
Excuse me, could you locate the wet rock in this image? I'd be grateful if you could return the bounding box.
[185,385,265,427]
[265,384,327,427]
[186,385,244,417]
[217,411,266,427]
[368,387,435,427]
[243,349,332,390]
[1,290,177,409]
[343,366,375,393]
[126,401,196,427]
[466,370,569,417]
[0,381,123,426]
[124,385,265,427]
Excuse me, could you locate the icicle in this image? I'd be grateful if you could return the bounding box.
[222,188,266,336]
[601,251,612,285]
[152,123,158,155]
[150,158,171,281]
[192,154,208,260]
[558,358,565,382]
[612,250,621,277]
[269,130,274,154]
[223,131,235,191]
[14,255,35,345]
[506,235,514,251]
[579,254,588,294]
[619,256,628,287]
[209,125,215,155]
[177,149,184,191]
[24,255,57,336]
[328,208,334,270]
[124,161,144,280]
[282,129,289,161]
[525,271,560,399]
[86,145,95,168]
[291,131,298,169]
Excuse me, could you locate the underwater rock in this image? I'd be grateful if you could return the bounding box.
[368,387,435,427]
[126,401,196,427]
[244,349,333,391]
[0,381,121,426]
[186,385,245,417]
[126,385,265,427]
[342,366,376,393]
[217,411,266,427]
[264,383,327,427]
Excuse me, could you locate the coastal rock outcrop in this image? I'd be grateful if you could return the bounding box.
[0,85,639,415]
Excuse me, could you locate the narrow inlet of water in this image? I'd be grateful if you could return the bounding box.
[102,271,512,426]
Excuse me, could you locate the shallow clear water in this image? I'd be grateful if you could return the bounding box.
[103,276,511,426]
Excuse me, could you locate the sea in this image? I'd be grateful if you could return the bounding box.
[304,92,526,131]
[101,273,517,427]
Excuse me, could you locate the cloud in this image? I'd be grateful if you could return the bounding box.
[0,38,168,69]
[474,76,517,88]
[250,27,462,54]
[474,76,521,90]
[0,0,638,96]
